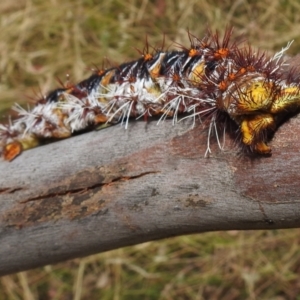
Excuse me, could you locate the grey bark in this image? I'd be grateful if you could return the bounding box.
[1,113,300,276]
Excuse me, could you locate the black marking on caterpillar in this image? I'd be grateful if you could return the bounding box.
[1,28,300,161]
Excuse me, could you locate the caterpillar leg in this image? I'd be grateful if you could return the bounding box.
[2,134,39,161]
[3,142,23,161]
[240,114,275,154]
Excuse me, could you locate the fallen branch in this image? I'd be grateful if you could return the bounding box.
[1,113,300,276]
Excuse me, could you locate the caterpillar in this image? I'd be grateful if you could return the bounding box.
[1,27,300,161]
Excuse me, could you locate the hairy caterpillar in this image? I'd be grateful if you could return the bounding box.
[1,28,300,161]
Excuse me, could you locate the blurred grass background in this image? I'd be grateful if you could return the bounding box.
[1,0,300,299]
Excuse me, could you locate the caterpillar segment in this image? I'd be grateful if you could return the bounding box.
[1,28,300,161]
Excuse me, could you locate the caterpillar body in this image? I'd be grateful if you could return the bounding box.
[1,28,300,161]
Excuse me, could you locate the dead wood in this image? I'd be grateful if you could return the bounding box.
[1,112,300,276]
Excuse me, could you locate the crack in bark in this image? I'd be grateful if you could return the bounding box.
[257,201,274,225]
[239,191,275,224]
[0,187,23,194]
[20,171,159,204]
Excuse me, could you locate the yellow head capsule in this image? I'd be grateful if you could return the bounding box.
[237,81,273,113]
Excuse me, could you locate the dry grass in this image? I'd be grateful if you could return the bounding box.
[1,0,300,299]
[1,230,300,299]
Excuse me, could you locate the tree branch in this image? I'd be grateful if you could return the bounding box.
[1,114,300,276]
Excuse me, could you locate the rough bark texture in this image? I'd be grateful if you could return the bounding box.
[1,112,300,276]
